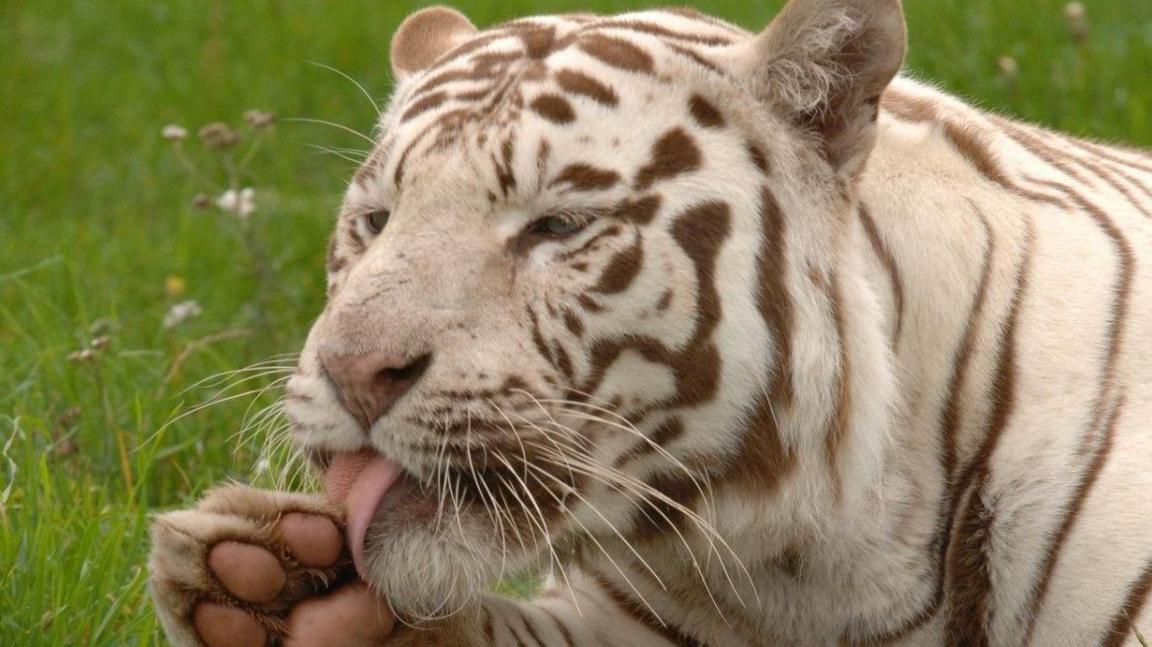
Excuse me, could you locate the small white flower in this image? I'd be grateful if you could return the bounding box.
[161,124,188,141]
[1064,2,1085,21]
[163,300,202,329]
[216,188,257,219]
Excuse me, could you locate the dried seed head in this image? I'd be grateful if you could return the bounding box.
[1064,2,1088,43]
[90,336,110,350]
[53,437,78,456]
[68,349,98,363]
[89,318,119,336]
[162,124,188,141]
[997,56,1019,80]
[198,122,240,149]
[244,109,276,129]
[192,193,212,210]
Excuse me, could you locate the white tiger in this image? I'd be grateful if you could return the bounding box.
[148,0,1152,645]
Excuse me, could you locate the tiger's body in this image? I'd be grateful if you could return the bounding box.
[148,1,1152,645]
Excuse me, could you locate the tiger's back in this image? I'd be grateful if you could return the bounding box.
[838,78,1152,644]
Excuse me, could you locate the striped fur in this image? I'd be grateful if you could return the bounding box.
[155,1,1152,644]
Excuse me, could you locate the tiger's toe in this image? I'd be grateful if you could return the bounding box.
[193,603,268,647]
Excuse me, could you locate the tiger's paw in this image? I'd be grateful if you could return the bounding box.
[148,486,395,647]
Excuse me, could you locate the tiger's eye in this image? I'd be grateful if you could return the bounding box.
[365,210,390,234]
[531,215,585,238]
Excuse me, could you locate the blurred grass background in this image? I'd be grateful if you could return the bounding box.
[2,0,1150,643]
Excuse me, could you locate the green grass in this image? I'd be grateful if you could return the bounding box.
[2,0,1150,644]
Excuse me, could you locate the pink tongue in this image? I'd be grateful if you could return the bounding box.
[324,450,403,577]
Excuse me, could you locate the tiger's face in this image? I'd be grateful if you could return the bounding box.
[284,5,899,618]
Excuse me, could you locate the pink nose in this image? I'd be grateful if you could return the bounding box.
[319,351,431,428]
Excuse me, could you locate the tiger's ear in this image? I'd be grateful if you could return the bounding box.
[390,6,478,81]
[736,0,906,175]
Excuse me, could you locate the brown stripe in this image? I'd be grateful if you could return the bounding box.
[849,204,997,646]
[525,306,555,367]
[530,94,577,124]
[344,220,367,253]
[577,34,654,74]
[483,605,495,642]
[505,614,533,647]
[519,608,546,646]
[610,194,662,225]
[578,202,728,412]
[577,294,603,312]
[1102,556,1152,647]
[943,121,1020,189]
[550,163,620,192]
[881,90,939,123]
[592,236,643,294]
[936,115,1135,488]
[931,117,1134,478]
[669,202,729,347]
[518,25,557,59]
[994,118,1152,219]
[585,19,735,47]
[562,309,584,337]
[722,388,795,495]
[1068,136,1152,174]
[993,117,1092,184]
[666,43,723,74]
[400,91,448,122]
[612,418,684,469]
[1022,395,1126,644]
[1025,176,1133,428]
[552,341,574,379]
[945,216,1035,645]
[393,111,456,185]
[634,128,702,190]
[592,573,702,646]
[940,204,996,480]
[858,205,905,345]
[423,33,507,75]
[822,270,850,501]
[881,92,1019,193]
[412,68,474,97]
[1064,137,1152,201]
[756,187,794,406]
[539,607,576,646]
[557,224,622,261]
[325,232,344,273]
[746,142,770,174]
[688,94,725,128]
[497,137,518,196]
[657,8,744,34]
[554,68,618,106]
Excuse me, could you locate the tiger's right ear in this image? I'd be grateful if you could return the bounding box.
[733,0,906,176]
[390,6,478,82]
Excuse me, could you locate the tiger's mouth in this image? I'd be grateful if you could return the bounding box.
[324,451,406,576]
[324,447,571,577]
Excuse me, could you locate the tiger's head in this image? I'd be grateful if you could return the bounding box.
[285,0,904,619]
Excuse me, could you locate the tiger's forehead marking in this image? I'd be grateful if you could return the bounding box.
[357,10,747,194]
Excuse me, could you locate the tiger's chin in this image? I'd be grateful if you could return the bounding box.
[356,477,512,621]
